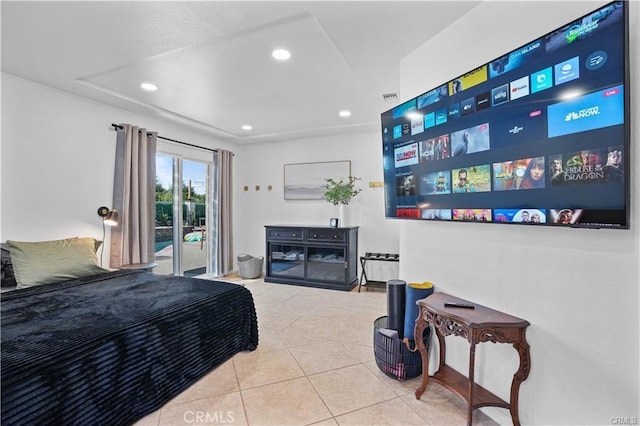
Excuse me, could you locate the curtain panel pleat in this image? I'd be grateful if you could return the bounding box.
[110,124,157,268]
[212,149,233,276]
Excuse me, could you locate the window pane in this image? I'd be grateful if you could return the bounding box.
[182,159,207,277]
[154,154,175,275]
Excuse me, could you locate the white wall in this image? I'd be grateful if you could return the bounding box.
[0,73,234,265]
[234,132,401,282]
[399,1,639,424]
[1,73,401,280]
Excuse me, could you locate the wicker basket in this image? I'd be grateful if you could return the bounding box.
[373,315,430,380]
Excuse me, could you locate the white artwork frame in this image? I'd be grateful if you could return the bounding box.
[284,160,351,200]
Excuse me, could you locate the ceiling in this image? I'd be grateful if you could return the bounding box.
[1,1,482,144]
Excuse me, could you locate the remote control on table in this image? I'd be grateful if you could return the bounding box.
[444,302,475,309]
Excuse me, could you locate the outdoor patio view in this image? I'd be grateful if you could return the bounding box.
[155,155,208,276]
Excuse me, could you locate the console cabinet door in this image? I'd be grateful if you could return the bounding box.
[306,245,347,283]
[268,242,305,278]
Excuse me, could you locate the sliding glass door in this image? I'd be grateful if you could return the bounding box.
[154,145,213,277]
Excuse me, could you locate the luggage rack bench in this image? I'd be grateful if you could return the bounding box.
[357,252,399,292]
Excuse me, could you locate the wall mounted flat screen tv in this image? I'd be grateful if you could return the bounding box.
[381,1,629,228]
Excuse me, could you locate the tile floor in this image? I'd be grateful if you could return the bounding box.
[135,276,498,426]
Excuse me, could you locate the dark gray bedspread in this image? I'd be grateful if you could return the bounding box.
[1,270,258,425]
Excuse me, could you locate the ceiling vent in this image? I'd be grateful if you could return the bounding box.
[382,93,398,102]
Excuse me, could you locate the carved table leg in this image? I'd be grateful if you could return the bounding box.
[414,317,430,399]
[436,326,446,371]
[509,331,531,426]
[467,342,477,426]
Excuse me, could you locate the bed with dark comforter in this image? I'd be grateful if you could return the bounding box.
[1,269,258,425]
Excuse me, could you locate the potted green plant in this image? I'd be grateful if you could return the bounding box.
[323,176,362,205]
[323,176,361,225]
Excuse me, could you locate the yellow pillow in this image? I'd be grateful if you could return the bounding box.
[7,237,109,289]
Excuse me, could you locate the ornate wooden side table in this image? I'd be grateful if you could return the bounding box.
[413,292,530,426]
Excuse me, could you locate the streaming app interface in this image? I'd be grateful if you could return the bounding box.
[381,1,627,228]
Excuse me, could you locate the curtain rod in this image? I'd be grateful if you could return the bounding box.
[111,123,223,154]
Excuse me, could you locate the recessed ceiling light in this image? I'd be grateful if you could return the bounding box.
[272,49,291,61]
[140,82,158,91]
[339,110,352,118]
[241,124,253,131]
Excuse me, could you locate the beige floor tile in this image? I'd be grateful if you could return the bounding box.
[251,289,297,307]
[291,314,366,338]
[310,418,339,425]
[363,360,423,397]
[305,305,384,326]
[400,383,498,426]
[401,394,468,426]
[166,359,239,405]
[277,319,337,348]
[133,409,160,426]
[252,327,287,353]
[334,398,426,425]
[242,377,333,425]
[328,325,378,348]
[281,304,335,318]
[309,364,397,416]
[289,341,361,375]
[257,310,303,332]
[344,343,376,364]
[233,348,305,389]
[158,392,247,425]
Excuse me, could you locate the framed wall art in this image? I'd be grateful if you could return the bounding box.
[284,160,351,200]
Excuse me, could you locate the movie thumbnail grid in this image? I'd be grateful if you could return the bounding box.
[393,145,624,225]
[403,145,624,197]
[400,207,590,225]
[414,123,490,166]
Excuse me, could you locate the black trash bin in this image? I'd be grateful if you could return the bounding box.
[373,315,430,380]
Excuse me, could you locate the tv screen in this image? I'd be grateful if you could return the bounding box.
[381,1,629,228]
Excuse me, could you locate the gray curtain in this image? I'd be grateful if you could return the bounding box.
[110,124,157,268]
[211,149,233,276]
